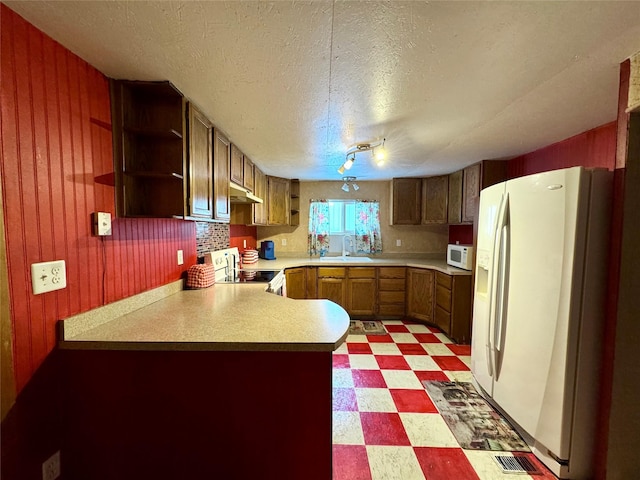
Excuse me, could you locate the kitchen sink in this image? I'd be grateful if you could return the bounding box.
[318,256,373,262]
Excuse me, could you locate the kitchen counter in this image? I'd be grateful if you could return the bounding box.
[60,280,349,352]
[242,255,472,275]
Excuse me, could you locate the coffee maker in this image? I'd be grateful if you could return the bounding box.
[259,240,276,260]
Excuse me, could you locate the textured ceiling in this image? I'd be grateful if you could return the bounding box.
[5,1,640,180]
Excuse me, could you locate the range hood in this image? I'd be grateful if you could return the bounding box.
[229,182,263,204]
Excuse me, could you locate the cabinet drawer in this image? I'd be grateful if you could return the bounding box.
[378,304,405,316]
[435,271,452,289]
[436,284,452,312]
[378,267,406,279]
[378,278,405,291]
[348,267,376,279]
[379,291,405,304]
[435,305,451,334]
[317,267,346,278]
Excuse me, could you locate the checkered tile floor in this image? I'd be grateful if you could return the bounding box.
[331,319,557,480]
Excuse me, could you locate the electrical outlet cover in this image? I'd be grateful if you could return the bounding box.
[31,260,67,295]
[95,212,112,236]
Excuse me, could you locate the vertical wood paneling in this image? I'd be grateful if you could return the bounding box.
[508,122,617,179]
[1,6,197,393]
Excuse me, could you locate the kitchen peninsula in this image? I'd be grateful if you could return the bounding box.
[59,282,349,480]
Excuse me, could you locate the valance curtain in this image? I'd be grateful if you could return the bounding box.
[308,200,330,255]
[354,201,382,253]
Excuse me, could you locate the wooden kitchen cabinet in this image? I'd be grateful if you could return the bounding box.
[285,267,306,299]
[346,268,377,316]
[422,175,449,224]
[252,166,268,225]
[213,128,231,222]
[267,176,291,225]
[110,80,187,218]
[447,170,463,224]
[406,268,435,323]
[391,178,422,225]
[230,143,244,185]
[434,271,472,344]
[378,267,406,317]
[285,267,317,299]
[317,267,347,307]
[243,156,255,192]
[187,103,213,219]
[461,160,508,224]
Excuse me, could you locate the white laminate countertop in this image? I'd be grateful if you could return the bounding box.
[60,281,350,353]
[59,255,470,353]
[240,256,472,276]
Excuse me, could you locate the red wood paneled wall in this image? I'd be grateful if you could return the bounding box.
[229,224,258,252]
[507,122,617,178]
[1,5,197,393]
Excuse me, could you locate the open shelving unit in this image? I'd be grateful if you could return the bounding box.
[290,179,300,226]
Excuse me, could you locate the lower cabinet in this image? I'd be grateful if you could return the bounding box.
[434,271,472,344]
[285,267,317,299]
[317,268,347,307]
[346,268,377,316]
[406,268,435,323]
[378,267,406,317]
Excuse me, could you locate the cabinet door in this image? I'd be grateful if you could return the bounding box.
[285,268,306,299]
[267,176,290,226]
[462,163,481,223]
[391,178,422,225]
[243,156,254,192]
[213,129,230,222]
[252,167,268,225]
[187,104,213,218]
[230,143,244,185]
[422,175,449,224]
[347,278,377,316]
[448,170,463,224]
[317,278,346,308]
[406,268,434,323]
[305,267,318,299]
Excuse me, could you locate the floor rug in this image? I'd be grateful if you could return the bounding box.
[348,320,387,335]
[423,381,530,452]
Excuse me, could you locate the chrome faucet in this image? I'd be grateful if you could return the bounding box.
[342,235,353,257]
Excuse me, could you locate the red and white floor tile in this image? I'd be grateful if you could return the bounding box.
[332,319,557,480]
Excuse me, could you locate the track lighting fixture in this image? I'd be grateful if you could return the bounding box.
[337,138,387,174]
[341,176,358,192]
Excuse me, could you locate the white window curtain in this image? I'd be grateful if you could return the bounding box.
[354,201,382,253]
[308,200,330,255]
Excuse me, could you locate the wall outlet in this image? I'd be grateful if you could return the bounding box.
[42,450,60,480]
[31,260,67,295]
[177,250,184,265]
[396,239,402,247]
[92,211,112,236]
[281,238,287,246]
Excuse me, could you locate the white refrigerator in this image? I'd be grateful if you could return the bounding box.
[471,166,612,479]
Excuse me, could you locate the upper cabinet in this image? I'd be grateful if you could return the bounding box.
[187,103,213,219]
[110,80,187,218]
[422,175,448,224]
[230,144,244,185]
[252,166,268,225]
[213,128,231,222]
[267,176,290,225]
[391,178,422,225]
[461,160,508,224]
[447,170,463,224]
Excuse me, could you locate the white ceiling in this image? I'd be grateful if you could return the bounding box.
[5,1,640,181]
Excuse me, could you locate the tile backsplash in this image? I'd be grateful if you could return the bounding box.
[196,222,230,258]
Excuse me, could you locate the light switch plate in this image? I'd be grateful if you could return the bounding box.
[31,260,67,295]
[177,250,184,265]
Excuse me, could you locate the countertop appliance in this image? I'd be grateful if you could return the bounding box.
[259,240,276,260]
[471,167,612,479]
[446,244,474,270]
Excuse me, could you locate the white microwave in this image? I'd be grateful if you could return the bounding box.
[447,244,474,270]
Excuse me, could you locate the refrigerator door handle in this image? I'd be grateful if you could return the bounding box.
[486,193,506,378]
[491,193,509,380]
